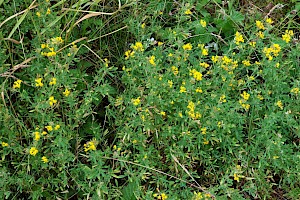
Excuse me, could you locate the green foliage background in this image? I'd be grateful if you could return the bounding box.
[0,0,300,199]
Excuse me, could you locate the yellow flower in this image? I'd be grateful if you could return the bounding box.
[234,173,239,182]
[42,131,47,135]
[266,18,273,24]
[158,41,163,46]
[45,125,53,131]
[168,80,173,88]
[36,12,41,17]
[161,193,168,200]
[54,125,60,130]
[182,43,192,50]
[49,77,57,85]
[132,97,141,106]
[141,23,146,29]
[29,147,38,156]
[241,91,250,101]
[185,9,192,15]
[195,88,203,93]
[201,127,207,134]
[211,56,218,63]
[256,20,265,30]
[200,19,206,27]
[46,51,56,57]
[171,66,179,75]
[34,131,40,141]
[160,111,166,116]
[13,79,22,89]
[219,94,226,103]
[63,88,70,97]
[291,87,299,94]
[242,60,251,66]
[234,31,244,45]
[42,156,49,163]
[203,138,209,145]
[41,43,48,49]
[49,96,57,106]
[132,42,144,51]
[46,8,51,15]
[124,50,134,60]
[84,140,97,152]
[257,31,264,39]
[51,37,64,44]
[193,192,203,200]
[249,41,256,47]
[202,48,208,56]
[190,69,202,81]
[2,142,9,147]
[282,30,294,43]
[35,78,43,87]
[180,86,186,93]
[149,55,156,66]
[276,100,283,109]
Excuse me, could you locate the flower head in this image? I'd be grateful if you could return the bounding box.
[200,19,206,27]
[13,79,22,89]
[256,20,265,30]
[63,88,70,97]
[234,31,244,45]
[35,78,43,87]
[132,97,141,106]
[29,147,38,156]
[49,77,57,85]
[49,96,57,106]
[42,156,48,163]
[182,43,192,50]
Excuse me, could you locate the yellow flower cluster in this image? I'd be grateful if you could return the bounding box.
[200,19,206,27]
[276,100,283,110]
[219,94,226,103]
[149,55,156,66]
[13,79,22,89]
[182,43,192,50]
[291,87,299,94]
[2,142,9,147]
[63,88,71,97]
[200,62,209,68]
[189,69,203,81]
[282,30,294,43]
[132,41,144,52]
[49,77,57,85]
[84,140,97,152]
[234,31,244,45]
[239,91,250,110]
[171,66,179,75]
[41,44,57,57]
[242,60,251,66]
[184,9,192,15]
[49,96,57,106]
[187,101,201,119]
[132,97,141,106]
[42,156,49,163]
[263,43,281,60]
[34,131,40,141]
[35,78,43,87]
[256,20,265,30]
[220,56,238,73]
[51,37,64,44]
[29,147,38,156]
[153,193,168,200]
[124,50,135,60]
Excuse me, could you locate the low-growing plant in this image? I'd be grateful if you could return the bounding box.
[0,0,299,199]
